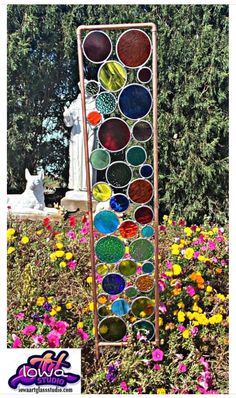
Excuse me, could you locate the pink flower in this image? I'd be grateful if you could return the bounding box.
[186,285,195,297]
[136,331,147,342]
[208,240,216,251]
[152,348,164,362]
[194,250,200,258]
[198,371,212,390]
[211,256,218,263]
[79,237,87,244]
[12,334,22,348]
[159,225,166,232]
[191,326,199,337]
[67,230,76,240]
[120,381,128,392]
[199,357,210,370]
[137,387,143,394]
[96,274,103,284]
[178,363,188,373]
[14,312,25,320]
[22,325,37,336]
[166,260,173,269]
[178,325,186,332]
[80,226,89,235]
[153,364,161,371]
[159,302,167,314]
[136,266,142,274]
[54,321,69,335]
[158,280,166,292]
[191,225,197,231]
[43,314,56,327]
[110,295,118,301]
[67,260,77,269]
[47,330,61,348]
[122,335,128,342]
[32,334,45,345]
[77,328,89,341]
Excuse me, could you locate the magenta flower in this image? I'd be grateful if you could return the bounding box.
[32,334,45,345]
[22,325,37,335]
[80,226,89,235]
[96,274,103,284]
[158,280,166,292]
[47,330,61,348]
[67,230,76,240]
[186,285,195,297]
[159,225,166,232]
[12,334,22,348]
[198,371,213,390]
[153,364,161,371]
[178,325,186,332]
[67,260,77,269]
[194,250,200,258]
[77,328,89,341]
[208,240,216,251]
[137,387,143,394]
[79,237,87,244]
[178,363,188,373]
[122,335,128,342]
[43,314,56,327]
[136,266,142,274]
[54,321,69,335]
[120,381,128,392]
[14,312,25,320]
[159,302,167,314]
[166,260,173,269]
[191,326,199,337]
[152,348,164,362]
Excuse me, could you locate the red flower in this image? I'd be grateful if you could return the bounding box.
[43,217,50,227]
[69,216,76,227]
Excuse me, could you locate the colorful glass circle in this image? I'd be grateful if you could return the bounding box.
[140,164,153,178]
[96,237,125,263]
[133,320,155,340]
[87,111,102,126]
[132,120,152,142]
[134,206,153,225]
[97,293,109,305]
[90,149,110,170]
[128,179,153,204]
[85,80,100,97]
[119,220,139,239]
[98,305,110,318]
[99,316,127,342]
[136,274,154,292]
[106,161,132,188]
[142,261,154,274]
[130,238,154,261]
[116,29,152,68]
[131,296,154,319]
[119,84,152,120]
[95,92,116,114]
[98,117,131,152]
[141,225,155,238]
[125,286,138,298]
[137,67,152,83]
[111,299,130,316]
[98,61,127,92]
[126,146,147,167]
[96,263,109,276]
[110,194,130,213]
[83,31,112,63]
[94,210,119,234]
[118,259,137,276]
[102,273,126,295]
[92,182,112,202]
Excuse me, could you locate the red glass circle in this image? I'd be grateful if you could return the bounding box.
[98,118,131,152]
[119,220,139,238]
[134,206,153,225]
[138,67,152,83]
[87,111,102,126]
[83,31,112,63]
[117,29,151,68]
[128,179,153,204]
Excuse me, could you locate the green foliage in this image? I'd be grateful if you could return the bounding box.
[8,5,228,223]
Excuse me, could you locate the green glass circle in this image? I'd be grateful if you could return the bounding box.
[96,263,109,276]
[125,286,138,298]
[95,236,125,263]
[85,80,100,97]
[99,61,127,92]
[133,320,155,340]
[142,261,154,274]
[90,149,110,170]
[98,305,110,318]
[131,296,154,319]
[96,92,116,114]
[99,316,127,341]
[118,259,137,276]
[126,146,147,167]
[130,239,154,261]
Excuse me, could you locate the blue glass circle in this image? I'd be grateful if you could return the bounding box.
[102,273,126,295]
[109,194,130,212]
[142,261,154,273]
[111,299,130,316]
[141,225,155,238]
[119,84,152,120]
[94,210,119,234]
[140,164,153,178]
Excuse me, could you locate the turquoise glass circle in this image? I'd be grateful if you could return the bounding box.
[102,273,126,295]
[133,320,155,340]
[141,225,155,238]
[130,238,154,261]
[111,299,130,316]
[94,210,119,234]
[96,92,116,114]
[142,261,154,273]
[126,146,147,166]
[95,236,125,263]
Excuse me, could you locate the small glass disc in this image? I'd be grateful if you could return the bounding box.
[119,220,139,239]
[134,206,154,224]
[96,92,116,114]
[135,274,154,292]
[126,146,147,167]
[90,149,110,170]
[130,238,154,261]
[96,263,109,276]
[133,320,155,340]
[83,31,112,64]
[139,164,153,178]
[118,259,137,276]
[132,120,152,142]
[92,182,112,202]
[131,296,154,319]
[125,286,138,298]
[110,194,130,213]
[106,161,132,188]
[98,61,127,92]
[111,299,130,316]
[96,237,125,263]
[141,225,155,238]
[142,261,154,274]
[102,273,126,295]
[128,179,153,204]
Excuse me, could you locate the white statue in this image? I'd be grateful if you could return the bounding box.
[63,81,97,193]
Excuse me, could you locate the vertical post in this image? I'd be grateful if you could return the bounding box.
[76,27,100,360]
[151,24,160,346]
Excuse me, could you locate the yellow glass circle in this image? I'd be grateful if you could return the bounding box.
[99,61,127,92]
[96,263,109,275]
[92,182,112,202]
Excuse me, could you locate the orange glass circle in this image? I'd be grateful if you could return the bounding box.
[119,220,139,238]
[128,179,153,204]
[88,111,102,126]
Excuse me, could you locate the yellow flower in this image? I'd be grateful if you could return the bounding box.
[173,264,182,275]
[171,244,179,255]
[130,316,137,323]
[177,311,185,323]
[7,228,15,239]
[184,247,194,260]
[163,215,168,221]
[88,302,94,311]
[177,301,185,309]
[168,219,172,225]
[47,296,54,303]
[125,246,129,254]
[196,227,201,232]
[217,293,226,301]
[198,255,206,262]
[212,227,218,234]
[187,312,194,320]
[21,236,29,244]
[54,305,61,312]
[59,261,67,268]
[184,227,192,237]
[50,309,57,316]
[159,317,163,326]
[206,286,213,293]
[55,233,63,240]
[66,302,73,309]
[7,246,15,254]
[55,250,65,258]
[157,388,166,394]
[36,296,45,306]
[65,252,73,260]
[87,276,93,284]
[50,253,57,262]
[92,327,95,335]
[140,311,146,318]
[182,329,190,339]
[36,229,44,236]
[172,287,182,296]
[165,271,173,277]
[99,325,108,334]
[77,321,84,329]
[56,242,64,249]
[209,314,223,324]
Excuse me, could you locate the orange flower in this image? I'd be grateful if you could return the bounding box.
[216,268,222,273]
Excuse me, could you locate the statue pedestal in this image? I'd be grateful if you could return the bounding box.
[61,190,96,212]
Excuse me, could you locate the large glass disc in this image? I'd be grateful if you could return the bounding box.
[102,273,126,295]
[128,179,153,204]
[98,61,127,92]
[96,236,125,263]
[130,238,154,261]
[131,296,154,319]
[106,161,132,188]
[126,146,147,167]
[83,31,112,63]
[98,118,131,152]
[119,84,152,120]
[116,29,151,68]
[110,194,130,213]
[94,210,119,234]
[99,316,127,341]
[111,299,130,316]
